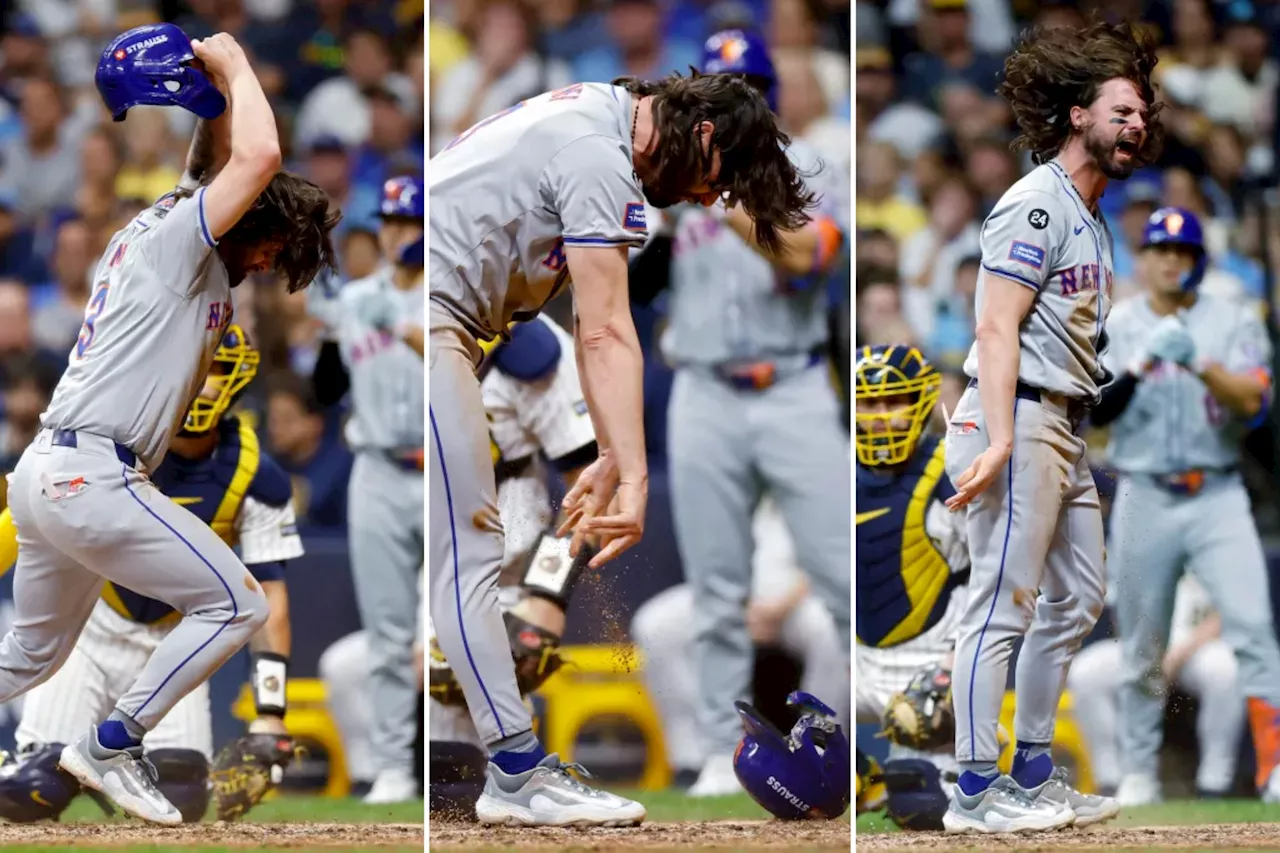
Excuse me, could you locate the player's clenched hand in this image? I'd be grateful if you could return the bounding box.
[582,478,647,567]
[557,451,619,551]
[191,33,252,83]
[945,444,1011,511]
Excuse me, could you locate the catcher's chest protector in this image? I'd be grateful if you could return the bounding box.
[856,436,956,648]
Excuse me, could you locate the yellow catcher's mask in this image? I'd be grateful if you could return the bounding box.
[183,324,260,434]
[854,344,941,467]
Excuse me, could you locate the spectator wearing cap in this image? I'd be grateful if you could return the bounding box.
[301,135,380,239]
[855,140,926,243]
[294,26,416,150]
[571,0,701,86]
[0,192,46,283]
[0,73,85,223]
[856,44,943,162]
[899,0,1006,111]
[350,85,423,195]
[880,0,1014,56]
[431,0,572,156]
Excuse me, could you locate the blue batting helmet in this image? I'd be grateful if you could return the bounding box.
[1141,206,1207,291]
[378,176,424,268]
[0,744,80,823]
[94,24,227,123]
[701,29,777,112]
[733,691,851,820]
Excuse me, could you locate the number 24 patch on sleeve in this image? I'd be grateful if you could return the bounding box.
[1007,240,1046,270]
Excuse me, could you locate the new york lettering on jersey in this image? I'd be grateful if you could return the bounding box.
[429,82,648,341]
[856,436,961,648]
[102,414,291,625]
[967,161,1115,402]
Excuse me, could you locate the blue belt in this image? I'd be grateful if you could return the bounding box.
[716,351,823,392]
[49,429,138,468]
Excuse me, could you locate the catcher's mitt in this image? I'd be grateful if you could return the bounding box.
[881,663,954,751]
[210,732,298,821]
[429,611,566,707]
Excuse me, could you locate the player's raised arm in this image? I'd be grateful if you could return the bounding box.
[177,114,232,195]
[190,34,282,241]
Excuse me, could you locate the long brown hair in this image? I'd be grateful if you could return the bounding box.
[999,21,1164,166]
[221,172,342,293]
[615,70,818,253]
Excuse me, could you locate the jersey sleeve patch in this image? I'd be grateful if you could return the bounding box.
[493,319,562,382]
[1007,241,1046,270]
[246,452,294,508]
[623,202,646,232]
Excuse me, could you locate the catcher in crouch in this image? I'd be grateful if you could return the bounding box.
[0,327,301,824]
[422,314,601,814]
[855,344,971,830]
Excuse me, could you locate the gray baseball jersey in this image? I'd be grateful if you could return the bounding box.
[429,82,649,341]
[1102,294,1271,473]
[661,139,846,364]
[41,188,233,469]
[965,160,1115,402]
[334,268,426,451]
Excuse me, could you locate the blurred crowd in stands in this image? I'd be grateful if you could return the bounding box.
[855,0,1280,521]
[0,0,425,531]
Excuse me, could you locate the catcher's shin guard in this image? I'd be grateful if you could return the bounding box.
[856,749,888,815]
[0,744,81,822]
[149,748,211,824]
[429,741,488,820]
[881,758,951,831]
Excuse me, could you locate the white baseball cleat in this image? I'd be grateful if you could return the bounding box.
[1115,772,1161,807]
[58,727,181,826]
[1022,767,1119,826]
[687,753,742,798]
[475,753,646,826]
[363,768,420,804]
[943,775,1074,834]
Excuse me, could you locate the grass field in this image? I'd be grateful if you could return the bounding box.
[0,794,424,851]
[429,787,852,852]
[857,798,1280,852]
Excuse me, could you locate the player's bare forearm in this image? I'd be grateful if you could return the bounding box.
[1197,363,1268,418]
[724,205,838,278]
[577,318,646,480]
[974,274,1036,452]
[225,64,279,166]
[572,323,612,452]
[251,579,291,657]
[179,115,231,192]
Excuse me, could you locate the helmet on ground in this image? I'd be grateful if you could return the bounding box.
[1141,206,1207,292]
[0,744,79,822]
[378,176,424,268]
[95,24,227,123]
[183,324,259,434]
[854,344,941,467]
[733,691,850,820]
[701,29,777,112]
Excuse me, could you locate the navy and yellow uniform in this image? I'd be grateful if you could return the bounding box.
[857,434,965,648]
[101,412,295,626]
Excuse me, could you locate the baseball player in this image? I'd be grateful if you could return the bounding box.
[633,495,847,791]
[1090,205,1280,803]
[0,26,337,824]
[0,327,303,823]
[854,344,969,831]
[940,22,1159,834]
[429,53,815,824]
[625,30,849,798]
[1068,576,1244,802]
[308,175,424,805]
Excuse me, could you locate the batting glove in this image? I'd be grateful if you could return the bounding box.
[355,288,401,333]
[1146,315,1196,367]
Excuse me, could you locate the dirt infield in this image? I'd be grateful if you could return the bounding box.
[856,823,1280,852]
[0,821,424,848]
[430,819,852,850]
